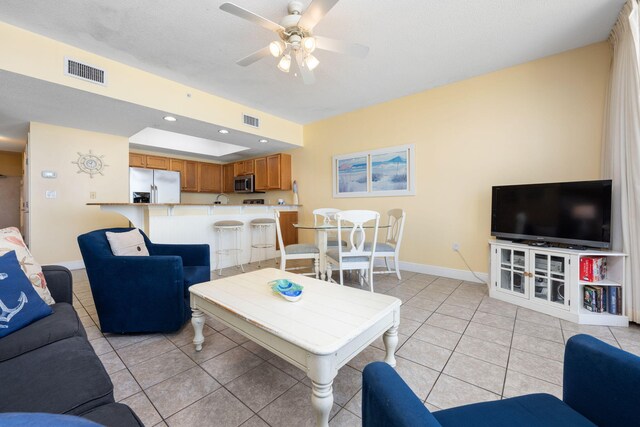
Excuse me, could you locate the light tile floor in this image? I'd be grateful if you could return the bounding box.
[71,261,640,427]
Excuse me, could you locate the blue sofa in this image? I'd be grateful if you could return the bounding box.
[363,334,640,427]
[0,265,142,426]
[77,227,210,333]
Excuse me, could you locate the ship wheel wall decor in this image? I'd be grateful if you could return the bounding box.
[72,150,108,178]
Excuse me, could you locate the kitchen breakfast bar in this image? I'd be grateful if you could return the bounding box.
[88,203,299,269]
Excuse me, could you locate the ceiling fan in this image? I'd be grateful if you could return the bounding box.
[219,0,369,84]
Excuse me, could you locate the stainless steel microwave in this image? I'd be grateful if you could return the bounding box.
[234,174,254,193]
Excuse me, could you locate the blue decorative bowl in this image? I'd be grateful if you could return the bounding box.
[269,279,303,302]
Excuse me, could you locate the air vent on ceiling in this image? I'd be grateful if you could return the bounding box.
[64,57,107,85]
[243,114,260,128]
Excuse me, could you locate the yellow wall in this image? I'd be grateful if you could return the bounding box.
[0,21,303,146]
[28,122,129,264]
[22,42,611,273]
[294,43,611,276]
[0,151,22,176]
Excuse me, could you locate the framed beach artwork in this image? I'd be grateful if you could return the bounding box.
[333,144,415,198]
[336,155,369,196]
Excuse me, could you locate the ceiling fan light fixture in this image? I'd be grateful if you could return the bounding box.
[269,40,285,57]
[302,36,316,53]
[220,1,370,84]
[277,54,292,73]
[304,54,320,71]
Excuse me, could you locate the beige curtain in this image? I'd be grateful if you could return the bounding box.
[602,0,640,323]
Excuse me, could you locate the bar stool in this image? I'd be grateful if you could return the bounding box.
[250,218,276,268]
[213,220,245,275]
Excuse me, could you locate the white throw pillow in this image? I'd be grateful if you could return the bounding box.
[0,227,55,305]
[106,229,150,256]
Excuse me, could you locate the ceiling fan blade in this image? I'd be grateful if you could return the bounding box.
[220,3,284,33]
[298,0,340,30]
[236,46,271,66]
[294,51,316,85]
[315,36,369,58]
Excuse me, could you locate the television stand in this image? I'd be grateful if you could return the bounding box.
[489,240,628,326]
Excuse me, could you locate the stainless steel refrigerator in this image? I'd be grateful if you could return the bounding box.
[129,167,181,203]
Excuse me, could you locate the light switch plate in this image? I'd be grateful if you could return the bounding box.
[45,190,57,199]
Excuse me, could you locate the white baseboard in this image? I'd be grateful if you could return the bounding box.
[56,257,488,286]
[56,260,85,270]
[397,260,488,284]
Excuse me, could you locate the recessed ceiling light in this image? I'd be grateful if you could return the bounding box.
[259,139,268,143]
[218,129,229,134]
[163,116,177,122]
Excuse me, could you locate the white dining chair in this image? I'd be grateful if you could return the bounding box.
[365,209,406,280]
[274,210,320,278]
[313,208,346,247]
[326,210,380,291]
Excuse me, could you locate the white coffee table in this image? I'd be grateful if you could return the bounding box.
[189,268,401,427]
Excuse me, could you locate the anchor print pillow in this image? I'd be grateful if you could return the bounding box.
[0,251,53,338]
[0,227,55,305]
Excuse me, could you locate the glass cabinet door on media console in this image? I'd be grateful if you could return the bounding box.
[531,251,570,310]
[497,247,529,297]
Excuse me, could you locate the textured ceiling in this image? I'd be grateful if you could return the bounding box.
[0,0,626,126]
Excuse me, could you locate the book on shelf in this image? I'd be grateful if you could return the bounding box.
[583,286,597,312]
[580,256,607,282]
[598,286,607,313]
[609,286,617,315]
[617,287,622,315]
[608,286,623,315]
[583,285,607,313]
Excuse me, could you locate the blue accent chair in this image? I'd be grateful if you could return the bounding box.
[78,228,210,333]
[363,334,640,427]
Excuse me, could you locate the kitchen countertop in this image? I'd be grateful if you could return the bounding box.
[86,203,302,207]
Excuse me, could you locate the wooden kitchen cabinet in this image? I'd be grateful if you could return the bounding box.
[276,211,298,250]
[266,155,281,189]
[279,154,292,190]
[183,161,198,192]
[242,159,255,174]
[255,154,291,191]
[129,153,146,168]
[130,153,172,170]
[254,157,268,191]
[169,159,198,192]
[234,159,255,177]
[198,163,222,193]
[145,155,169,170]
[169,158,184,178]
[222,163,235,193]
[129,151,291,193]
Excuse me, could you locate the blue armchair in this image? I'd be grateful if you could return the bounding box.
[77,228,210,334]
[363,334,640,427]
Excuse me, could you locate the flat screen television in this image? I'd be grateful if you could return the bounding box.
[491,180,612,249]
